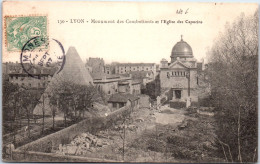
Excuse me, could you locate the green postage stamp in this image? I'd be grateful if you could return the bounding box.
[5,16,48,51]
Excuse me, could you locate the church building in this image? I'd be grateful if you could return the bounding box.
[160,36,203,108]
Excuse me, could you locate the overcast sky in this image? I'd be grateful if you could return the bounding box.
[3,2,258,64]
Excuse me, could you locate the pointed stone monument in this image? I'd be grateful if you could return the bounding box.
[33,47,93,115]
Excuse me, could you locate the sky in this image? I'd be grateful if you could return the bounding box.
[2,1,258,64]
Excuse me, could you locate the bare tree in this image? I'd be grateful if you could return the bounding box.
[206,10,258,162]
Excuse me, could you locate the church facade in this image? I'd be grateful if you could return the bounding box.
[160,36,203,107]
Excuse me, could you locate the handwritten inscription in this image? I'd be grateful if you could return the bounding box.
[176,8,189,14]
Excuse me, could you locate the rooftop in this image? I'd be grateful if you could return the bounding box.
[90,72,120,80]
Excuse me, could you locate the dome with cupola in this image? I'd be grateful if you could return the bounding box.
[171,35,193,62]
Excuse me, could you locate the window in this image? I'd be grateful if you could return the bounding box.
[115,89,118,92]
[146,68,148,70]
[28,83,31,87]
[108,91,111,94]
[16,76,18,79]
[113,103,117,108]
[119,103,125,108]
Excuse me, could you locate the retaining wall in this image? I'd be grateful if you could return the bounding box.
[16,106,131,153]
[11,150,117,162]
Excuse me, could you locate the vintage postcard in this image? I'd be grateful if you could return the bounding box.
[2,1,258,163]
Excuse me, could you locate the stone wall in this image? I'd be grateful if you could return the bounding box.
[16,106,131,153]
[11,150,116,162]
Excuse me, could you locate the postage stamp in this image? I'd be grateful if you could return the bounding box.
[5,16,48,51]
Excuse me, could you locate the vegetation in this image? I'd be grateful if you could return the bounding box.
[206,11,258,162]
[2,76,102,148]
[142,75,161,100]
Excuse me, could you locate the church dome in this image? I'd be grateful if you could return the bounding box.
[171,36,193,59]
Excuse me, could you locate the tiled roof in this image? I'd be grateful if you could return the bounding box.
[90,72,120,80]
[8,65,57,76]
[129,71,153,79]
[108,93,139,103]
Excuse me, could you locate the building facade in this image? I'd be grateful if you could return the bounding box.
[92,73,141,96]
[115,63,156,78]
[107,93,139,111]
[160,36,203,107]
[85,57,105,74]
[6,63,56,89]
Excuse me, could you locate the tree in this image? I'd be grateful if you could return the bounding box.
[206,10,258,162]
[19,88,40,138]
[143,75,161,100]
[48,93,58,129]
[2,80,20,145]
[48,77,102,126]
